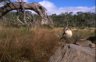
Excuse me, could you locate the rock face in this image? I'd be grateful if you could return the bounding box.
[75,39,95,48]
[49,44,95,62]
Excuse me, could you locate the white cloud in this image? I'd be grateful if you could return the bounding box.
[23,0,28,2]
[58,6,95,14]
[39,0,95,15]
[39,0,57,14]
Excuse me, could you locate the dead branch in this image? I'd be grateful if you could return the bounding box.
[0,2,46,18]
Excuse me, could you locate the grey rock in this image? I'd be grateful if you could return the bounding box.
[49,44,95,62]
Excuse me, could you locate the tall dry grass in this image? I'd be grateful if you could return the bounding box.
[0,27,95,62]
[0,27,59,62]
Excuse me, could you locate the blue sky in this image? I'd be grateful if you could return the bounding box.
[54,0,95,7]
[11,0,96,14]
[28,0,95,7]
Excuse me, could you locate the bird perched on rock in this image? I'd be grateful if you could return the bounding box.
[64,27,73,38]
[60,27,73,43]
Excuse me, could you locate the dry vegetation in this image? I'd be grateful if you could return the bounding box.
[0,27,95,62]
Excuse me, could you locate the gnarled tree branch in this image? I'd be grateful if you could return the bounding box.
[0,2,47,18]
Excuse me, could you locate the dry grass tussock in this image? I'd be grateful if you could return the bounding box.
[0,27,59,62]
[0,27,95,62]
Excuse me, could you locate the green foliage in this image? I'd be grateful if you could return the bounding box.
[0,12,96,28]
[51,12,96,28]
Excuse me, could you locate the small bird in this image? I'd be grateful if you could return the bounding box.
[61,27,72,38]
[64,27,73,38]
[60,27,73,43]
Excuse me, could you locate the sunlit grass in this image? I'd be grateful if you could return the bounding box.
[0,27,95,62]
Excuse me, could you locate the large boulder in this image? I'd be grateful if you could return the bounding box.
[49,44,95,62]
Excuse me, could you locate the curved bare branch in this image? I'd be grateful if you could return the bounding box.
[0,2,47,18]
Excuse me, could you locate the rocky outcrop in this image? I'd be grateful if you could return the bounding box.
[49,44,95,62]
